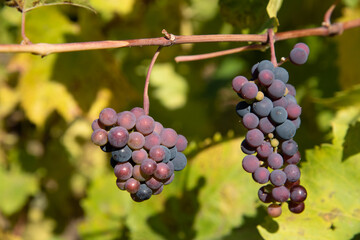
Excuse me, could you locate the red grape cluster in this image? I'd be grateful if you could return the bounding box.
[233,43,309,217]
[91,107,188,202]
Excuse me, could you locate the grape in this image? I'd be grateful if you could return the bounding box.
[240,82,258,99]
[131,184,153,202]
[251,62,259,78]
[257,60,274,72]
[286,103,302,119]
[267,152,284,169]
[242,113,259,130]
[256,141,273,158]
[275,120,296,140]
[114,162,133,181]
[132,165,149,182]
[236,101,251,118]
[281,140,298,157]
[252,97,273,117]
[149,145,166,162]
[153,121,164,135]
[292,117,301,129]
[91,129,108,146]
[116,178,126,190]
[294,42,310,55]
[274,67,289,84]
[290,185,307,202]
[130,107,145,120]
[163,173,175,185]
[175,134,188,152]
[284,164,301,182]
[285,94,297,104]
[172,152,187,171]
[286,83,296,97]
[269,106,288,125]
[128,131,145,150]
[140,158,157,176]
[252,167,270,184]
[241,139,256,154]
[288,201,305,214]
[272,96,288,108]
[269,170,287,186]
[169,146,177,159]
[125,178,140,194]
[285,179,300,189]
[242,155,260,173]
[145,177,163,190]
[136,115,155,135]
[284,151,301,164]
[258,117,275,134]
[258,185,273,203]
[271,186,290,202]
[144,132,161,150]
[258,69,274,86]
[290,48,308,65]
[152,185,164,195]
[166,161,175,176]
[245,129,264,147]
[160,128,178,148]
[154,162,171,180]
[232,76,248,93]
[132,148,148,164]
[112,145,132,163]
[267,203,282,218]
[108,126,129,148]
[117,111,136,130]
[99,108,118,126]
[92,119,105,131]
[161,146,171,163]
[267,79,286,99]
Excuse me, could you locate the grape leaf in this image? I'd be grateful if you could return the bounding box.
[5,0,95,13]
[266,0,283,19]
[88,0,135,20]
[315,84,360,108]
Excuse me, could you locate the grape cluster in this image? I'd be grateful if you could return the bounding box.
[233,43,309,217]
[91,107,188,202]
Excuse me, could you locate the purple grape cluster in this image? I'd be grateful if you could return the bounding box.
[233,43,309,217]
[91,107,188,202]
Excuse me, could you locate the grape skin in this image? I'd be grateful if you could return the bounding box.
[246,129,264,148]
[172,152,187,171]
[132,148,148,164]
[290,185,307,202]
[258,117,275,134]
[271,186,290,202]
[267,80,286,100]
[252,167,270,184]
[290,48,308,65]
[267,203,282,218]
[160,128,178,148]
[286,103,302,119]
[136,115,155,135]
[270,106,288,125]
[294,42,310,55]
[149,145,166,162]
[256,141,273,158]
[117,111,136,130]
[267,152,284,170]
[114,162,133,181]
[99,108,118,126]
[128,131,145,150]
[175,135,188,152]
[154,162,171,180]
[112,145,132,163]
[236,101,251,118]
[242,113,259,130]
[108,126,129,148]
[241,139,256,154]
[130,107,145,120]
[252,97,273,117]
[284,164,301,182]
[131,184,153,202]
[125,178,140,194]
[274,67,289,84]
[281,140,298,157]
[258,69,274,87]
[232,76,248,93]
[275,120,296,140]
[269,170,287,186]
[140,158,157,176]
[288,201,305,214]
[242,155,260,173]
[284,151,301,164]
[257,60,274,72]
[91,129,108,146]
[258,185,273,203]
[240,82,258,99]
[144,132,161,150]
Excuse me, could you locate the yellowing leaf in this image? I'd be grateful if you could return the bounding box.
[6,0,95,13]
[89,0,135,20]
[266,0,283,19]
[150,63,188,110]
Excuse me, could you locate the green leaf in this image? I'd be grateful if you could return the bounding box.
[315,84,360,109]
[19,0,95,13]
[88,0,135,20]
[266,0,283,19]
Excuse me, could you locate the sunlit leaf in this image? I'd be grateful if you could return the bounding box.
[5,0,95,13]
[88,0,135,20]
[266,0,283,19]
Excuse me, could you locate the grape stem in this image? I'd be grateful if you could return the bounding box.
[144,46,162,115]
[268,28,277,67]
[20,11,32,45]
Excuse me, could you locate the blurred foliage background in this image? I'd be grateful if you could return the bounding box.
[0,0,360,239]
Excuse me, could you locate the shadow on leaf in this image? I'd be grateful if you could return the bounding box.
[342,121,360,162]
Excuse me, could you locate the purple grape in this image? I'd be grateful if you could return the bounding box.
[128,131,145,150]
[154,162,171,180]
[153,121,164,135]
[290,48,308,65]
[166,161,175,176]
[286,83,296,97]
[284,164,301,182]
[144,132,161,150]
[267,80,286,100]
[161,146,171,163]
[117,111,136,130]
[258,185,273,203]
[271,185,290,202]
[175,134,188,152]
[242,155,260,173]
[242,113,259,130]
[290,185,307,202]
[149,145,166,162]
[163,173,175,185]
[136,115,155,135]
[91,129,108,146]
[256,141,273,158]
[114,162,133,181]
[160,128,178,148]
[285,179,300,189]
[112,145,132,163]
[281,140,298,157]
[241,139,256,154]
[288,201,305,213]
[284,151,301,164]
[294,42,310,55]
[258,69,274,87]
[152,185,164,195]
[267,203,282,218]
[140,158,157,176]
[269,106,288,125]
[275,120,296,140]
[125,178,140,194]
[131,184,152,202]
[91,119,105,131]
[99,108,118,126]
[258,117,275,134]
[245,129,264,147]
[132,148,148,164]
[132,165,150,182]
[169,146,177,159]
[274,67,289,84]
[145,177,163,190]
[286,103,302,119]
[252,167,270,184]
[108,126,129,148]
[232,76,248,93]
[285,94,297,104]
[130,107,145,120]
[269,170,287,186]
[236,101,251,118]
[171,152,187,171]
[292,117,301,129]
[257,60,274,72]
[252,97,273,117]
[251,62,259,78]
[116,178,126,190]
[267,152,284,169]
[272,96,288,108]
[240,82,258,99]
